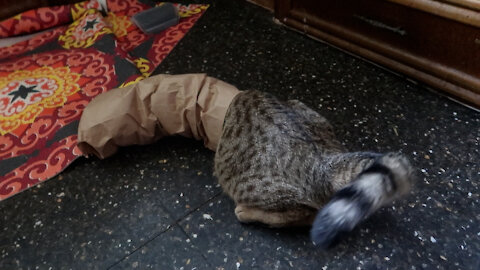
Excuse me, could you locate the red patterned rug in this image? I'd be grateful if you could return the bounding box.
[0,0,208,200]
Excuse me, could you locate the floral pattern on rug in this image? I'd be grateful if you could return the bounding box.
[0,0,208,200]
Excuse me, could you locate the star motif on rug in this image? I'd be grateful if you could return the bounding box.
[83,19,97,31]
[0,66,82,135]
[8,85,39,103]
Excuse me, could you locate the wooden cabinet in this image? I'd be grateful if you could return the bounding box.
[271,0,480,107]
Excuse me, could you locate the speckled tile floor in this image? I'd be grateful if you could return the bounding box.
[1,0,479,269]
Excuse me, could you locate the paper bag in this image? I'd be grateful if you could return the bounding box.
[77,74,240,158]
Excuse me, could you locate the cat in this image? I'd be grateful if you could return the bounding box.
[213,90,414,248]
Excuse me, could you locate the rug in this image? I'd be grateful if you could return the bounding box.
[0,0,208,200]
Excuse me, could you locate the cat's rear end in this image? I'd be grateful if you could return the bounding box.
[310,152,413,248]
[214,90,414,248]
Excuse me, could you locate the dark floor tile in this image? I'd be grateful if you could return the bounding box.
[121,138,221,221]
[178,194,323,270]
[0,137,219,269]
[0,172,173,269]
[111,225,211,270]
[180,193,479,270]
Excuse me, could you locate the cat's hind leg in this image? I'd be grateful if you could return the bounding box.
[235,204,316,227]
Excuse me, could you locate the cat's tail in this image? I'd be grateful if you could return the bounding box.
[310,153,414,249]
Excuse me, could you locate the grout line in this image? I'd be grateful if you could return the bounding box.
[176,219,214,268]
[171,190,223,268]
[106,191,223,269]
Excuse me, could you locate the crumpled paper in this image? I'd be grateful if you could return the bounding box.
[77,74,240,158]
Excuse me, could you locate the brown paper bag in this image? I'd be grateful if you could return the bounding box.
[77,74,240,158]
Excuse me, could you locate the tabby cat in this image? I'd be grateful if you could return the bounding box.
[214,90,414,248]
